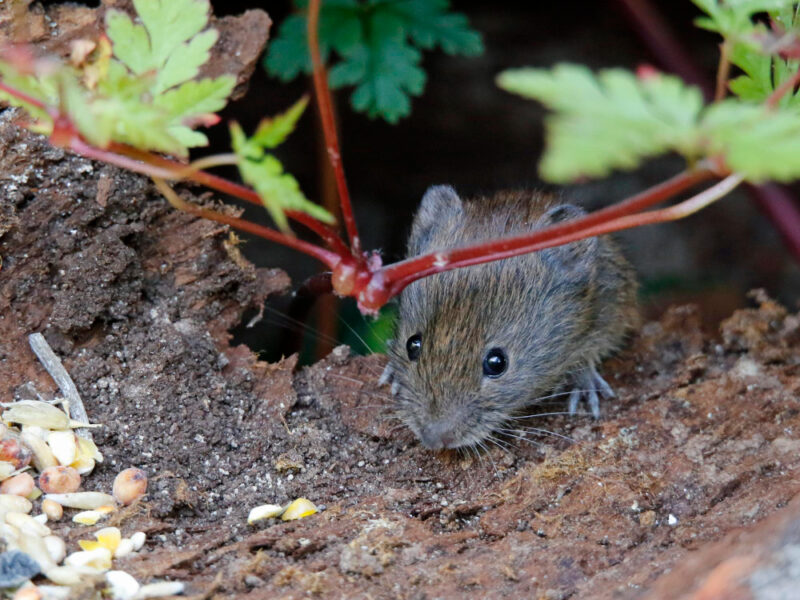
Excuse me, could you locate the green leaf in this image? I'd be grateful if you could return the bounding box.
[264,0,482,122]
[704,101,800,181]
[692,0,795,35]
[230,99,334,231]
[726,19,800,108]
[250,95,309,149]
[497,64,705,182]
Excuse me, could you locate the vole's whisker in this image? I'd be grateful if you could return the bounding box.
[261,305,344,349]
[486,434,513,453]
[505,411,582,420]
[497,426,575,444]
[337,313,377,356]
[312,388,393,403]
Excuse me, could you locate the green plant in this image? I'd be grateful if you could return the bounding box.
[2,0,800,316]
[496,2,800,185]
[264,0,484,123]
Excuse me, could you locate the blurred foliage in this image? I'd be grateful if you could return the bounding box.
[265,0,483,123]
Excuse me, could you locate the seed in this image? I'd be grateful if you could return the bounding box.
[72,505,115,525]
[79,526,121,553]
[43,535,66,564]
[281,498,318,521]
[41,499,63,521]
[15,529,55,570]
[105,570,140,600]
[64,547,112,572]
[43,492,114,509]
[20,432,58,472]
[0,494,32,514]
[137,581,185,598]
[0,523,20,544]
[46,432,76,467]
[0,461,16,481]
[71,438,102,476]
[112,468,147,505]
[38,466,80,494]
[0,473,35,497]
[114,538,135,558]
[0,439,32,470]
[6,511,50,537]
[34,588,70,600]
[44,566,84,586]
[130,531,146,551]
[12,585,41,600]
[247,504,284,524]
[2,402,71,430]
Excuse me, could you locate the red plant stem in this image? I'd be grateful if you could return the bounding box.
[307,0,361,258]
[766,67,800,108]
[0,80,49,112]
[106,143,351,257]
[714,42,731,102]
[382,173,740,297]
[151,177,340,268]
[380,166,717,295]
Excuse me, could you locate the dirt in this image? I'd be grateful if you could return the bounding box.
[2,2,800,599]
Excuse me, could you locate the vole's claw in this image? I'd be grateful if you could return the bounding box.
[379,362,400,395]
[378,363,393,386]
[567,365,615,418]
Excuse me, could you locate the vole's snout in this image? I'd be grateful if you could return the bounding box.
[418,420,459,450]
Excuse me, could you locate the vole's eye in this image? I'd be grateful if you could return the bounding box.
[406,334,422,361]
[483,348,507,378]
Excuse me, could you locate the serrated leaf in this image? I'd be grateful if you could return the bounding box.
[264,15,312,81]
[106,0,215,92]
[230,101,334,231]
[264,0,482,122]
[704,101,800,181]
[727,33,800,108]
[250,96,309,149]
[389,0,484,55]
[155,28,218,93]
[497,64,705,182]
[692,0,796,35]
[154,76,235,121]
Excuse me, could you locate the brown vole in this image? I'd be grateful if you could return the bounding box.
[381,186,638,450]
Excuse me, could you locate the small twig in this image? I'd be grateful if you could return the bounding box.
[105,143,352,257]
[28,332,92,440]
[308,0,362,258]
[151,177,341,269]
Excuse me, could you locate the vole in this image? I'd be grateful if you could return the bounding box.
[381,186,638,450]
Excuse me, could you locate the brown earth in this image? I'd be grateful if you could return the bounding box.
[2,2,800,599]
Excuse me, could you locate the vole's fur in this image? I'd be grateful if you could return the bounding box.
[383,186,638,450]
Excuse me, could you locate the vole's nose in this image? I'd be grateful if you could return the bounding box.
[419,421,458,450]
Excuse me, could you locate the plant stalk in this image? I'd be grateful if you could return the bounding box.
[151,177,340,269]
[379,166,718,297]
[308,0,362,258]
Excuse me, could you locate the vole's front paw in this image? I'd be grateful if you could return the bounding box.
[379,362,400,395]
[567,364,615,418]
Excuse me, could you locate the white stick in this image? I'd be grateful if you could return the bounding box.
[28,333,93,440]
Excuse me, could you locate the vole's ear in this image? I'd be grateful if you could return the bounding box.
[538,204,598,275]
[408,185,463,255]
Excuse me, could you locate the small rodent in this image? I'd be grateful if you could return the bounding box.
[381,186,638,450]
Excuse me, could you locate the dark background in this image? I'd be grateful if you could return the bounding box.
[204,1,800,361]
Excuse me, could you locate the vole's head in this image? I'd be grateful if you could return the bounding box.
[388,186,599,450]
